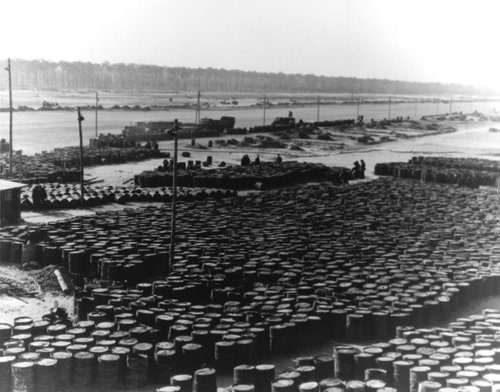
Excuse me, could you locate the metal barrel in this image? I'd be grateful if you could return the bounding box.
[234,364,256,386]
[315,356,335,381]
[334,347,357,381]
[182,343,204,373]
[96,353,120,389]
[126,353,149,389]
[365,380,386,392]
[393,360,414,392]
[11,361,35,392]
[194,367,217,392]
[355,353,375,381]
[295,366,317,384]
[364,369,387,383]
[34,358,57,392]
[417,381,442,392]
[155,349,177,384]
[215,340,236,371]
[346,380,365,392]
[299,382,319,392]
[319,379,344,392]
[72,351,95,388]
[0,355,16,392]
[158,386,182,392]
[272,379,295,392]
[255,364,276,392]
[171,374,194,392]
[233,384,256,392]
[52,351,72,389]
[409,366,431,392]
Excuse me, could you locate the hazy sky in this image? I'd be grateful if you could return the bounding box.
[1,0,499,89]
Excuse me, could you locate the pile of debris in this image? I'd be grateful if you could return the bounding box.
[29,265,74,294]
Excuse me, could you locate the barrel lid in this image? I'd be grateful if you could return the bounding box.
[12,361,34,368]
[52,351,72,359]
[195,367,216,377]
[365,380,385,388]
[272,379,294,387]
[256,364,275,371]
[157,386,181,392]
[74,351,94,359]
[171,374,193,381]
[98,354,119,362]
[233,384,254,392]
[0,355,16,363]
[235,364,255,371]
[36,358,57,366]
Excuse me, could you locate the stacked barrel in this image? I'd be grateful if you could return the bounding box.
[375,157,500,188]
[0,146,167,184]
[19,184,235,211]
[134,162,350,189]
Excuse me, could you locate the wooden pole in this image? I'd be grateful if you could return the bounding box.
[317,96,320,122]
[169,119,179,273]
[77,108,85,208]
[388,96,392,120]
[263,94,266,126]
[356,98,360,121]
[6,58,13,176]
[95,91,98,137]
[195,90,201,124]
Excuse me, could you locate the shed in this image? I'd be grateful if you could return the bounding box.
[0,179,26,226]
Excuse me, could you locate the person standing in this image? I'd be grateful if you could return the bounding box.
[360,160,366,179]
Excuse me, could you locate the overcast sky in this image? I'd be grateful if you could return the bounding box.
[1,0,499,89]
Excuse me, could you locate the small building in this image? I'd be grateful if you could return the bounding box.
[0,179,26,226]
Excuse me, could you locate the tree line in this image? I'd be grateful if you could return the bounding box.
[0,59,495,96]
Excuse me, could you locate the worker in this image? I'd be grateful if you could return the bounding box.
[360,160,366,179]
[241,154,251,166]
[352,161,361,178]
[255,155,261,164]
[276,154,282,163]
[32,185,41,211]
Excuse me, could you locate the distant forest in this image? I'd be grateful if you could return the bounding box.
[0,59,495,96]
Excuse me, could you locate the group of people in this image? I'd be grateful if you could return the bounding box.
[241,154,283,166]
[352,160,366,179]
[32,184,47,211]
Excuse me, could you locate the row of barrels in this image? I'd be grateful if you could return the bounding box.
[374,163,500,188]
[0,146,166,183]
[18,183,236,211]
[2,303,500,392]
[135,162,349,189]
[408,156,500,173]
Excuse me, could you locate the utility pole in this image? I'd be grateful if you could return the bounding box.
[356,98,360,121]
[195,90,201,124]
[388,96,392,120]
[95,91,99,137]
[169,119,179,273]
[77,108,85,208]
[5,58,13,176]
[263,94,266,126]
[317,96,320,123]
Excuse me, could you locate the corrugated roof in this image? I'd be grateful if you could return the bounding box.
[0,179,27,191]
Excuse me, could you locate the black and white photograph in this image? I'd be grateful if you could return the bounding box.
[1,1,500,391]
